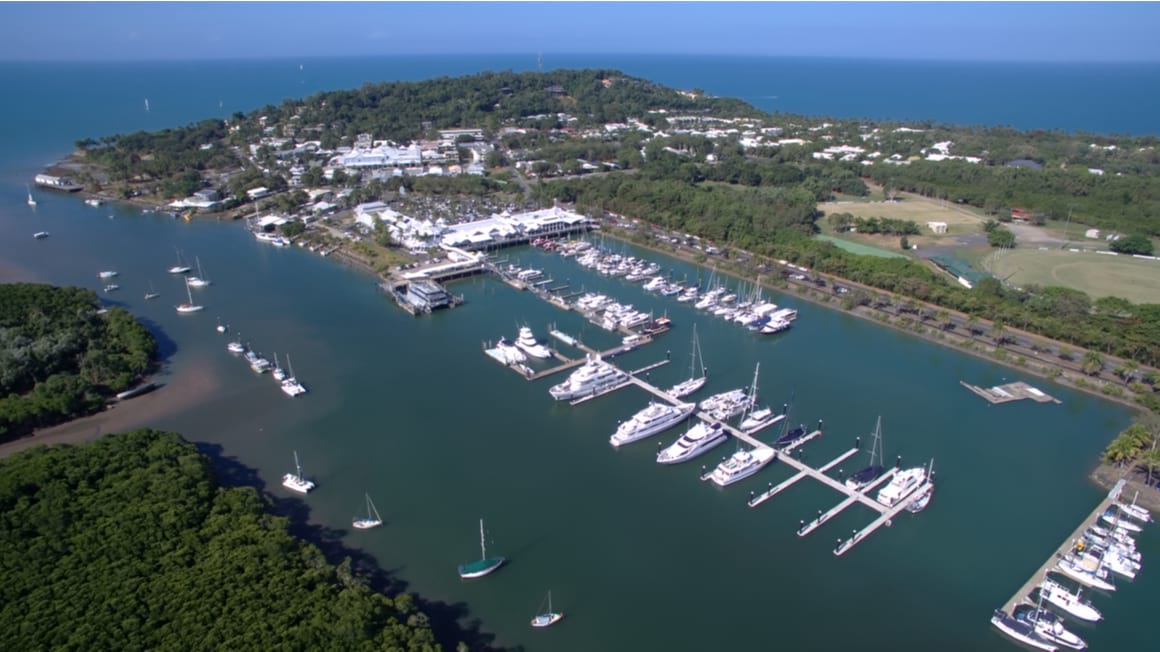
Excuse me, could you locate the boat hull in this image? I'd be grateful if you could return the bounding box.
[458,557,505,579]
[530,612,564,628]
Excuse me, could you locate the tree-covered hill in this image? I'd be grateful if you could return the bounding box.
[0,430,439,651]
[0,283,158,442]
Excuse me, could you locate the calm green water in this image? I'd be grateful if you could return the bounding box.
[1,191,1154,651]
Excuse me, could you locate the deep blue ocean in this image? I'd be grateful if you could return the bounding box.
[1,54,1158,184]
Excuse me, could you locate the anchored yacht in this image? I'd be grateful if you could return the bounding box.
[610,401,695,447]
[548,355,626,401]
[657,421,727,464]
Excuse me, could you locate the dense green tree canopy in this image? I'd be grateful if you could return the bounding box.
[0,430,439,651]
[0,284,158,442]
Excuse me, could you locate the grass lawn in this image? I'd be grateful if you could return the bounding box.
[982,248,1160,303]
[816,234,909,259]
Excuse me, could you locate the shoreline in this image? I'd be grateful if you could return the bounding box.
[603,229,1146,413]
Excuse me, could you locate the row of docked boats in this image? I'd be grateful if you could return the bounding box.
[225,330,307,397]
[991,493,1151,651]
[564,243,800,335]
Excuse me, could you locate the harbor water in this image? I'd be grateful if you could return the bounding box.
[1,57,1157,651]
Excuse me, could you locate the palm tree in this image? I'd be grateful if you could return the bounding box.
[1082,350,1104,376]
[966,314,981,339]
[991,320,1008,346]
[1103,436,1140,466]
[1115,360,1140,385]
[1137,443,1160,486]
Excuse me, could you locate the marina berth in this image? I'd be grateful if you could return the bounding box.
[1100,508,1142,533]
[698,388,748,422]
[610,401,695,447]
[656,421,728,464]
[1013,604,1087,650]
[1054,554,1116,591]
[846,417,886,491]
[495,336,528,364]
[1115,497,1152,523]
[875,465,926,507]
[514,326,552,359]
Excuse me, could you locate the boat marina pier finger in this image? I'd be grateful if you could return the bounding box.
[748,445,860,508]
[833,484,930,557]
[796,467,898,537]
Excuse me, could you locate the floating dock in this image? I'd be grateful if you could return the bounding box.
[997,479,1125,615]
[960,380,1061,405]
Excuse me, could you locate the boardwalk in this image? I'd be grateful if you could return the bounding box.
[998,479,1126,614]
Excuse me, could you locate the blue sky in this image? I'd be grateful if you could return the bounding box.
[2,2,1158,63]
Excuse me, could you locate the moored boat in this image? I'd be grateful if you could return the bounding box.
[709,446,776,486]
[610,401,695,447]
[514,326,552,359]
[1038,578,1102,622]
[990,608,1058,652]
[457,519,505,579]
[1013,604,1085,650]
[282,450,315,494]
[657,421,728,464]
[876,465,927,508]
[548,354,626,400]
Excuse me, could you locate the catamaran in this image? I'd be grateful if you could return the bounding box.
[282,450,315,494]
[457,519,505,579]
[609,401,695,447]
[657,420,728,464]
[281,354,307,397]
[352,493,383,530]
[666,324,707,398]
[530,590,564,628]
[175,280,204,313]
[846,417,887,491]
[186,256,211,287]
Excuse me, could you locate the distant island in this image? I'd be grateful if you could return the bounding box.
[47,69,1160,415]
[0,283,158,443]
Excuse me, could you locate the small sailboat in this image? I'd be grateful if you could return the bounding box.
[144,281,160,300]
[215,317,227,333]
[272,352,287,381]
[352,493,383,530]
[27,185,37,207]
[457,518,505,579]
[175,279,204,313]
[144,98,150,112]
[667,323,707,398]
[846,417,887,491]
[281,450,314,494]
[168,248,191,274]
[530,590,564,628]
[280,354,306,397]
[187,256,211,287]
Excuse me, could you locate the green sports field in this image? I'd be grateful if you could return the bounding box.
[815,235,909,259]
[982,248,1160,304]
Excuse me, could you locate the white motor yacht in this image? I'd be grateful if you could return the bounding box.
[515,327,552,359]
[699,389,748,421]
[1038,578,1102,622]
[548,355,627,401]
[709,447,776,486]
[610,402,695,447]
[876,466,927,507]
[496,337,527,365]
[657,421,728,464]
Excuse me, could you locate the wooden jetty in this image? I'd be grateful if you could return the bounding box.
[998,479,1125,614]
[960,380,1061,405]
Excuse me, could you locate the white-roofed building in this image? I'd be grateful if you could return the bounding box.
[330,142,423,169]
[440,206,592,250]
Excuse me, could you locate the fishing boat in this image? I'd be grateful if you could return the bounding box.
[186,256,211,287]
[352,493,383,530]
[457,519,505,579]
[144,281,160,300]
[990,608,1058,652]
[175,280,204,313]
[281,354,306,397]
[657,420,728,464]
[281,450,315,494]
[33,231,49,239]
[1014,600,1087,650]
[168,249,191,274]
[530,590,564,628]
[666,324,707,398]
[27,185,37,207]
[846,416,887,490]
[1037,577,1102,622]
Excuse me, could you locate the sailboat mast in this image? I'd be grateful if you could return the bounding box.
[293,450,302,477]
[478,519,487,559]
